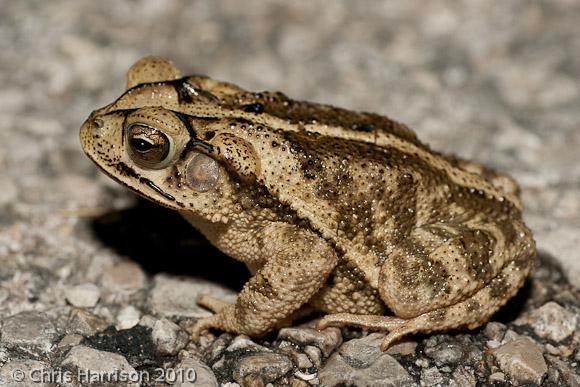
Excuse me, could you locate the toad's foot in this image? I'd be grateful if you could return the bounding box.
[190,303,243,341]
[196,294,231,313]
[317,313,418,351]
[190,295,232,341]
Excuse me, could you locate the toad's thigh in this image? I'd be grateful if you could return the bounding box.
[378,222,530,318]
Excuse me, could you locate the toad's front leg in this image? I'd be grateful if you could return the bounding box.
[191,225,337,339]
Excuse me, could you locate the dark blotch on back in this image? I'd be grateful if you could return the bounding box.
[351,123,375,132]
[460,229,494,280]
[242,103,264,114]
[168,79,194,104]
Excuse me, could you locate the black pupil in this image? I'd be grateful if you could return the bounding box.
[131,137,155,152]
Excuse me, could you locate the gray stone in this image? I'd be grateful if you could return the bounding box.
[226,335,270,353]
[424,340,463,366]
[450,366,476,387]
[66,309,108,336]
[205,334,234,364]
[545,343,574,358]
[492,338,547,386]
[336,333,385,366]
[0,179,18,206]
[386,339,418,356]
[293,353,313,369]
[100,261,146,294]
[546,354,580,387]
[233,352,293,384]
[137,314,157,329]
[514,301,578,342]
[60,345,137,387]
[116,305,140,330]
[501,329,523,344]
[293,370,317,383]
[482,322,507,342]
[0,360,51,387]
[303,345,322,367]
[278,326,342,357]
[173,357,218,387]
[421,366,445,386]
[64,283,100,308]
[488,372,505,383]
[1,311,57,357]
[319,334,413,387]
[148,274,236,318]
[151,318,188,355]
[57,334,84,349]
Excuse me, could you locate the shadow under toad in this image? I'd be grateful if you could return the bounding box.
[90,197,249,290]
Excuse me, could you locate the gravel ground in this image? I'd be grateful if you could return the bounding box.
[0,1,578,386]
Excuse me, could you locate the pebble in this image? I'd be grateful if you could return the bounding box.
[60,345,137,387]
[386,339,418,356]
[151,318,188,355]
[421,366,445,386]
[205,333,234,364]
[294,369,316,381]
[423,340,463,366]
[545,354,580,386]
[492,338,548,385]
[148,274,235,318]
[482,322,507,342]
[116,305,141,330]
[450,366,476,387]
[66,309,108,336]
[278,326,342,357]
[64,283,100,307]
[57,334,84,349]
[501,329,522,344]
[514,301,578,342]
[138,314,157,329]
[545,343,573,357]
[336,333,384,366]
[226,335,271,353]
[173,357,219,387]
[488,372,505,383]
[293,353,313,369]
[100,261,146,294]
[0,179,18,206]
[0,360,51,387]
[233,352,293,384]
[318,333,413,386]
[1,311,57,356]
[303,345,322,367]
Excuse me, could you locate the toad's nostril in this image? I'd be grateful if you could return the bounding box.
[91,118,104,130]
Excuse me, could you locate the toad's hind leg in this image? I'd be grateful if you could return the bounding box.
[318,257,531,350]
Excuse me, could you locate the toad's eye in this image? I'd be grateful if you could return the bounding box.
[125,124,174,169]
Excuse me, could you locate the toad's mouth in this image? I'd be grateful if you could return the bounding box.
[85,150,179,208]
[110,161,177,204]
